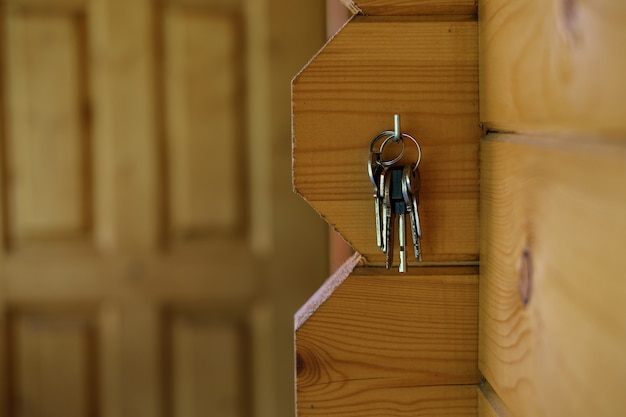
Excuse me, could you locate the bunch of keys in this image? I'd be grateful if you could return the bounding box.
[367,125,422,272]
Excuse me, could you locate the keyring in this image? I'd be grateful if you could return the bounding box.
[397,133,421,171]
[378,135,406,167]
[370,130,407,166]
[369,130,394,153]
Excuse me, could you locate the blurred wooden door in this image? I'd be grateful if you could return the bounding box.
[0,0,327,416]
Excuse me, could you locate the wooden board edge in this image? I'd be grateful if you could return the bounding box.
[340,0,361,15]
[478,381,514,417]
[294,252,362,331]
[349,1,477,17]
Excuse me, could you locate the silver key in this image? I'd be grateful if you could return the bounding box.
[368,151,384,249]
[398,210,407,272]
[383,169,394,268]
[379,169,387,253]
[389,167,408,272]
[402,164,422,262]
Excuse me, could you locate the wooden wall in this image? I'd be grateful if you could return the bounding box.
[478,0,626,415]
[292,0,482,415]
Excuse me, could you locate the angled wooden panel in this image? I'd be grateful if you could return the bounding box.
[344,0,477,16]
[5,11,92,244]
[292,17,481,264]
[6,308,98,417]
[479,136,626,416]
[163,6,243,239]
[295,254,479,416]
[164,308,249,417]
[480,0,626,135]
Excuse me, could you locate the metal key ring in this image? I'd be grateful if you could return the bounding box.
[379,135,406,167]
[369,130,405,167]
[369,130,394,153]
[399,133,422,171]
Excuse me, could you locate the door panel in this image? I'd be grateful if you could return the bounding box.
[6,5,91,244]
[165,309,247,417]
[8,308,98,417]
[163,5,242,237]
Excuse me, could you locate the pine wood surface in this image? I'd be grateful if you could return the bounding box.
[292,17,481,264]
[298,384,478,417]
[341,0,477,16]
[479,135,626,416]
[479,0,626,135]
[295,260,480,415]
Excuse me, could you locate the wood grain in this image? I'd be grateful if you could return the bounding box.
[343,0,477,16]
[479,135,626,416]
[298,383,477,417]
[292,17,481,263]
[296,263,480,415]
[480,0,626,135]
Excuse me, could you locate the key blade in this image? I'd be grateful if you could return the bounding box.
[407,210,419,258]
[386,213,395,269]
[369,151,385,250]
[401,165,421,262]
[374,197,383,249]
[380,170,389,253]
[398,214,407,273]
[414,237,422,261]
[384,171,394,268]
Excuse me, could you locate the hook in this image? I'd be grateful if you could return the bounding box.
[393,114,401,142]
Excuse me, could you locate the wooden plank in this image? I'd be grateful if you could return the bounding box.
[479,0,626,135]
[342,0,477,16]
[292,17,481,264]
[479,135,626,416]
[296,258,480,416]
[298,384,477,417]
